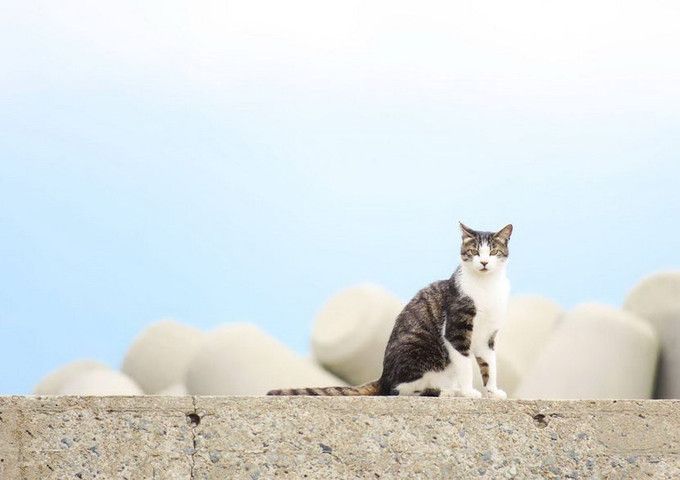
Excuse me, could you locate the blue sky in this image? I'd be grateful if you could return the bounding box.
[1,0,679,393]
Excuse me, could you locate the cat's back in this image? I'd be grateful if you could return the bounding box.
[404,278,450,314]
[389,278,455,336]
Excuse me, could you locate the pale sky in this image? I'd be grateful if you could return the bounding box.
[1,0,679,393]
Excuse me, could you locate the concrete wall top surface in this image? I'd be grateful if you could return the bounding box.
[1,396,679,479]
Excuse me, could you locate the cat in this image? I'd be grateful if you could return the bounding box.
[267,222,513,398]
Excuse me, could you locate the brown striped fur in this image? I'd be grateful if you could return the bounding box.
[488,330,498,350]
[267,381,379,396]
[476,357,490,386]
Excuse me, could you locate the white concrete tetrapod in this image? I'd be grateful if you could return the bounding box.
[155,383,188,396]
[185,323,345,395]
[58,370,143,395]
[122,320,207,394]
[485,296,563,396]
[34,360,110,395]
[311,284,404,385]
[514,303,659,399]
[624,271,680,398]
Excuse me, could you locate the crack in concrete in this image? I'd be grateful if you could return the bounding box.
[188,396,199,480]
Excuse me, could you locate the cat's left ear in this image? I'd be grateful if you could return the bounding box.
[459,222,476,240]
[494,224,513,243]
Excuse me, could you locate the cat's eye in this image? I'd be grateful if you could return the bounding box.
[490,249,500,255]
[466,250,478,256]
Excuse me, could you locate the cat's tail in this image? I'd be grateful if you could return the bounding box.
[267,380,380,396]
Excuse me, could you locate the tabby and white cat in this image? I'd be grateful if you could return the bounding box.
[268,223,513,398]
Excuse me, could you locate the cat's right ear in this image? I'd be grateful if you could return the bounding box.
[495,224,513,243]
[459,222,476,240]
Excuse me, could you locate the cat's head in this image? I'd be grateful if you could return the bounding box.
[459,223,513,274]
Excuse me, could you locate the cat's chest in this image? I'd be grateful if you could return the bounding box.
[459,274,510,328]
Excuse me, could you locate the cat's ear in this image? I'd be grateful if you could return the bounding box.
[459,222,476,240]
[495,224,513,243]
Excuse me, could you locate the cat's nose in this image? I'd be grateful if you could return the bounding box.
[480,261,488,267]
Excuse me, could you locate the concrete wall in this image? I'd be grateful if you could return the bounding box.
[1,396,679,479]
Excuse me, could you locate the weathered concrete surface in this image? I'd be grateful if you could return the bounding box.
[2,397,680,479]
[0,396,195,479]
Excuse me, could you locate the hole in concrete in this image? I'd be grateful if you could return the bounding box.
[319,443,332,454]
[187,413,201,427]
[533,413,548,428]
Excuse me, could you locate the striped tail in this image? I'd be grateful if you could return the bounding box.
[267,381,380,396]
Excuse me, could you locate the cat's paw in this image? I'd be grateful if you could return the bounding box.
[459,388,482,399]
[484,387,507,400]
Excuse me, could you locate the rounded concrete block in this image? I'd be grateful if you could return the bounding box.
[624,271,680,398]
[185,323,345,395]
[155,383,188,396]
[34,360,110,395]
[494,296,563,396]
[58,369,143,395]
[311,284,404,385]
[122,320,207,394]
[514,303,659,399]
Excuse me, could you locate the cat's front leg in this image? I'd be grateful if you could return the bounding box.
[474,331,506,399]
[449,348,481,398]
[444,305,481,398]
